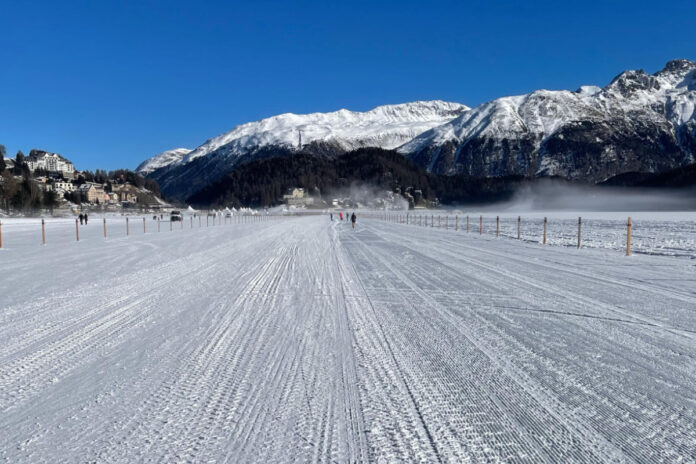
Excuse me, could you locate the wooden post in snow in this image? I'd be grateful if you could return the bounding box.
[466,215,469,232]
[496,216,499,237]
[445,216,448,230]
[126,217,130,236]
[143,217,146,234]
[456,215,458,231]
[543,217,547,245]
[479,215,482,235]
[42,219,46,245]
[431,215,434,228]
[103,218,107,238]
[517,216,521,240]
[75,218,79,242]
[626,217,632,256]
[577,217,582,249]
[438,215,441,228]
[207,215,209,227]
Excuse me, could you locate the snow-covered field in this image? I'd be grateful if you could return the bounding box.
[394,211,696,259]
[1,215,696,462]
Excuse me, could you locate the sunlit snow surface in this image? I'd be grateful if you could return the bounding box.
[1,214,695,462]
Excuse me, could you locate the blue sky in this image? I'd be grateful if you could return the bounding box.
[1,0,694,171]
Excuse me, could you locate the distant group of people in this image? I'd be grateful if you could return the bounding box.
[330,211,357,229]
[78,213,89,225]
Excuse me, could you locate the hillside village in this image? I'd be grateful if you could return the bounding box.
[0,147,167,215]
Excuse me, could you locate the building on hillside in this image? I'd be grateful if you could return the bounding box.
[26,151,75,176]
[283,187,314,206]
[78,183,110,204]
[112,184,138,203]
[53,180,77,194]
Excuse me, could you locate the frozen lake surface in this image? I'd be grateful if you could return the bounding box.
[1,215,695,462]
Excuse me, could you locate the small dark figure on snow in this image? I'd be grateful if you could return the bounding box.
[79,214,84,225]
[351,212,356,229]
[84,213,88,224]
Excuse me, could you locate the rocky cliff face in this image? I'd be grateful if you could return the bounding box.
[400,59,696,183]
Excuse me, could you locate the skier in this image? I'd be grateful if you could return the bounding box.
[84,213,88,225]
[351,212,356,229]
[330,213,333,221]
[339,213,343,221]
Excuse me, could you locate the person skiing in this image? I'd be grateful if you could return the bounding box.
[351,212,356,229]
[79,213,84,225]
[339,213,343,221]
[330,213,333,221]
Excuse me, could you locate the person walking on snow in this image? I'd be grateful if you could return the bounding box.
[351,212,356,229]
[339,213,343,221]
[330,213,333,221]
[84,213,88,225]
[79,213,84,225]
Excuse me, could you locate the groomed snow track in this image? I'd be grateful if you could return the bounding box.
[1,216,695,462]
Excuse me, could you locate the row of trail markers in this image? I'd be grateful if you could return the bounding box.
[0,213,281,249]
[376,213,635,256]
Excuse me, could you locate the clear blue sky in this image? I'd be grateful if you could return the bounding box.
[1,0,694,171]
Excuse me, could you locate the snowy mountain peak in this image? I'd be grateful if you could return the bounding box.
[177,100,469,166]
[136,148,191,174]
[657,59,696,76]
[143,100,469,199]
[400,59,696,182]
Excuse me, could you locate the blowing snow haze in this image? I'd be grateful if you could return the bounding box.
[490,178,696,212]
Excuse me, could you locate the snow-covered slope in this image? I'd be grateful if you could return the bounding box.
[400,59,696,182]
[136,148,191,175]
[147,101,469,199]
[180,100,468,165]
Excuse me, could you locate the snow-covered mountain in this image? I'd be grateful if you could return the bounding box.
[399,59,696,183]
[398,60,696,182]
[136,148,191,175]
[145,101,469,199]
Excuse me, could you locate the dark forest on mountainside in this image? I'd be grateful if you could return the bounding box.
[187,148,527,208]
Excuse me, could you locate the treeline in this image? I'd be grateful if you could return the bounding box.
[188,147,527,208]
[0,145,162,212]
[601,163,696,189]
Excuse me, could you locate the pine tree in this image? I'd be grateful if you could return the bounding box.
[0,145,6,174]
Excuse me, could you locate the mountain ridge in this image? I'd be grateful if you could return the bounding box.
[141,100,470,199]
[400,59,696,182]
[140,59,696,202]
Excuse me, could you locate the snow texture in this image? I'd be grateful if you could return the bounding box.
[1,215,695,462]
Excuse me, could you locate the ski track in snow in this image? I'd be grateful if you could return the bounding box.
[1,216,695,463]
